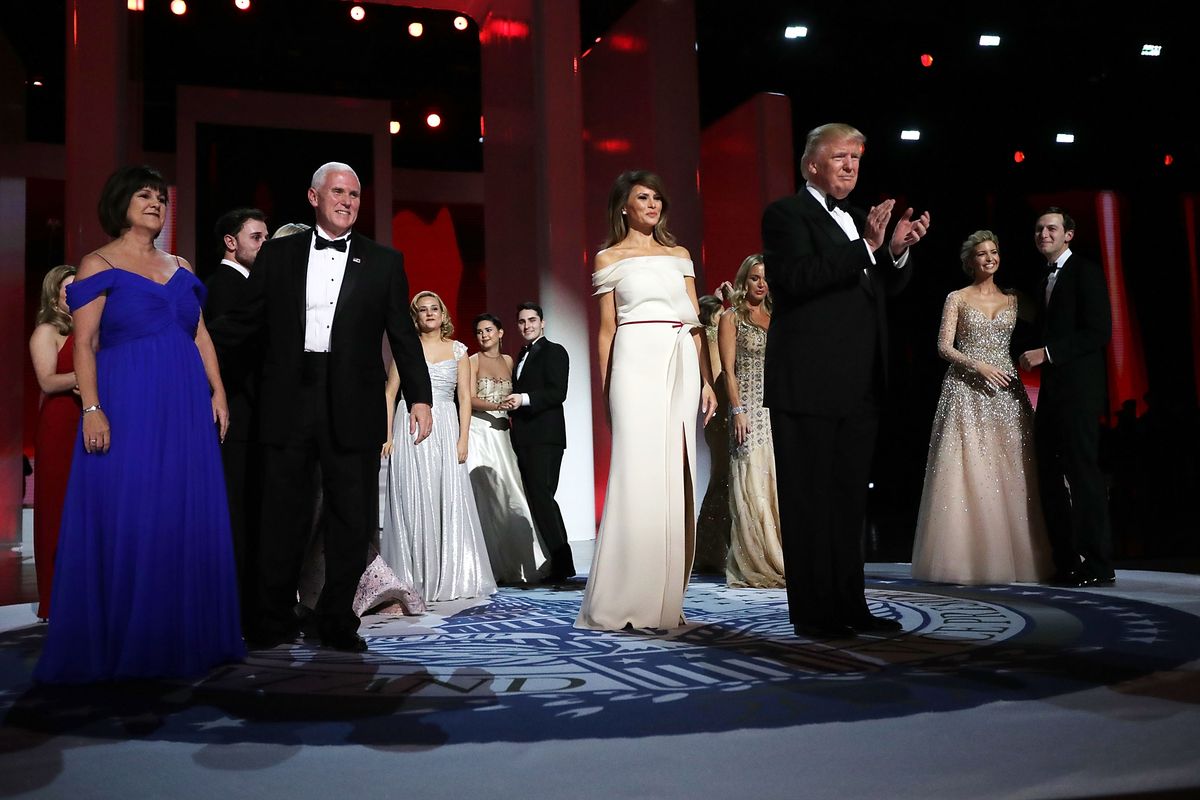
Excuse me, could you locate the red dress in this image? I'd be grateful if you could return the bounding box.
[33,334,80,619]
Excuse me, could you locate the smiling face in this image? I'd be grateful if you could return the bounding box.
[516,308,544,342]
[125,185,168,234]
[308,169,361,237]
[475,319,502,352]
[623,184,663,231]
[807,136,862,200]
[969,239,1000,279]
[1034,213,1073,263]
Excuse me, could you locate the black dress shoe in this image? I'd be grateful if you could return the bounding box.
[322,632,368,653]
[793,622,857,639]
[847,614,903,633]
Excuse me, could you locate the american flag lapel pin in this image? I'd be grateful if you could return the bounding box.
[352,257,362,263]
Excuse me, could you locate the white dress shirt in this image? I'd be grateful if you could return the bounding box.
[304,227,351,353]
[219,258,249,279]
[515,335,544,407]
[805,183,910,271]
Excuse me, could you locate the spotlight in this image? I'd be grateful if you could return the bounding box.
[920,53,933,67]
[409,22,424,37]
[1056,133,1075,143]
[1141,44,1162,57]
[1014,151,1026,163]
[127,0,144,9]
[454,15,469,31]
[978,34,1001,47]
[234,0,250,9]
[426,113,442,128]
[170,0,187,15]
[350,5,365,21]
[389,121,401,135]
[900,130,920,141]
[1164,154,1174,166]
[31,78,44,87]
[784,25,808,39]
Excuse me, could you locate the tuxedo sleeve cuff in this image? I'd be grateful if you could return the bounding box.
[521,393,531,407]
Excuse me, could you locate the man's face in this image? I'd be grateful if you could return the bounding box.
[308,170,361,236]
[808,137,862,200]
[1034,213,1074,262]
[226,218,269,268]
[517,309,544,342]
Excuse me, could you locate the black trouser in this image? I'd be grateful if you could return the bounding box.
[770,408,878,626]
[513,444,575,579]
[256,354,377,640]
[220,437,261,630]
[1036,402,1113,579]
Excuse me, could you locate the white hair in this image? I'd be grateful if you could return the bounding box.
[310,162,359,190]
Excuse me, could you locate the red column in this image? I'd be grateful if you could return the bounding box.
[699,92,794,292]
[64,0,128,261]
[0,179,26,540]
[1095,191,1149,416]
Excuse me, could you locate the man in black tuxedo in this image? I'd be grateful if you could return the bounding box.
[1020,208,1113,587]
[203,207,268,627]
[210,162,432,651]
[503,302,576,582]
[761,123,930,639]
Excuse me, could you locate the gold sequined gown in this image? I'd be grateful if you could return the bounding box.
[694,321,731,572]
[911,291,1052,584]
[725,319,785,588]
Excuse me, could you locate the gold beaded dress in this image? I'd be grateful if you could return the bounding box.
[911,290,1052,584]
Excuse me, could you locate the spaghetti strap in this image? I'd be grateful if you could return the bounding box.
[94,252,117,270]
[175,255,182,268]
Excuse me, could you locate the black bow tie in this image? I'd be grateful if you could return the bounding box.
[314,235,348,252]
[1045,260,1062,275]
[519,343,533,358]
[825,194,849,213]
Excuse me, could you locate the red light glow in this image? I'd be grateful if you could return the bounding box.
[920,53,933,67]
[1013,151,1026,163]
[1165,154,1175,166]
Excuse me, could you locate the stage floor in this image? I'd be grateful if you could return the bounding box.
[1,563,1198,799]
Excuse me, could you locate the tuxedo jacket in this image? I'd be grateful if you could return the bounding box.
[209,231,432,450]
[509,337,569,448]
[204,264,258,443]
[1037,251,1111,417]
[761,189,911,415]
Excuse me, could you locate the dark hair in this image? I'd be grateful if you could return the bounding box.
[214,207,267,258]
[97,165,169,238]
[603,170,676,249]
[697,294,723,327]
[517,301,543,320]
[473,312,504,331]
[1040,206,1076,233]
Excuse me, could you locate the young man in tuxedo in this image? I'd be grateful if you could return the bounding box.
[203,207,268,629]
[761,123,930,639]
[1020,208,1114,587]
[503,302,576,583]
[209,163,432,652]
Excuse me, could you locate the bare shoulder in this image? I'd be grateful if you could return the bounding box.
[593,247,626,272]
[668,245,692,261]
[77,251,113,279]
[171,253,194,274]
[502,354,514,367]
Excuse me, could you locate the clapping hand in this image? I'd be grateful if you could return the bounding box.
[890,207,931,257]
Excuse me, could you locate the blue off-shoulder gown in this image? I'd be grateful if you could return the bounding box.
[34,265,245,683]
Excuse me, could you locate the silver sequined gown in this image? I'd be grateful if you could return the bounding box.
[380,341,497,602]
[467,374,548,583]
[911,291,1052,584]
[725,318,785,588]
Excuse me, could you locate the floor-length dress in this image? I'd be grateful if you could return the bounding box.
[380,341,497,602]
[725,318,785,588]
[694,321,731,573]
[911,291,1053,584]
[577,255,701,631]
[35,266,245,683]
[467,375,548,583]
[32,334,81,620]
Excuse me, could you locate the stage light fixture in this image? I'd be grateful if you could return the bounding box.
[127,0,144,10]
[454,15,469,30]
[900,130,920,141]
[1164,154,1174,166]
[170,0,187,15]
[784,26,808,39]
[389,121,401,135]
[1014,151,1026,163]
[979,34,1001,47]
[234,0,250,9]
[350,5,365,21]
[426,113,442,128]
[31,78,44,87]
[920,53,933,67]
[1140,44,1162,56]
[409,22,424,37]
[1056,133,1075,143]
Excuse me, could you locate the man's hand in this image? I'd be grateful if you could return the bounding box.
[890,207,931,257]
[1019,348,1047,371]
[409,402,433,445]
[863,199,895,252]
[501,393,522,411]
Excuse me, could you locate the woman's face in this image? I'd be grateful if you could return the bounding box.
[624,184,662,231]
[743,263,768,304]
[126,185,168,234]
[414,296,444,333]
[475,320,502,351]
[57,275,74,311]
[970,239,1000,278]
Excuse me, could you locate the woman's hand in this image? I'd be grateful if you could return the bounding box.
[457,438,469,464]
[82,409,111,454]
[700,383,718,426]
[974,361,1013,390]
[211,390,230,443]
[381,440,394,459]
[732,409,750,445]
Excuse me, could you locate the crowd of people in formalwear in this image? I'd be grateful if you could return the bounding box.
[26,120,1115,683]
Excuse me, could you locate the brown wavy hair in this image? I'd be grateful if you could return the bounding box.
[602,170,677,250]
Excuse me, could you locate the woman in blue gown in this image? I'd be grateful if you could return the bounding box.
[34,165,245,683]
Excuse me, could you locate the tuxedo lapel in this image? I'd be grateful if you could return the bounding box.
[332,234,364,327]
[799,191,875,296]
[290,232,311,331]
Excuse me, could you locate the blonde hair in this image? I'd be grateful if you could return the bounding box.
[410,290,454,339]
[272,222,311,239]
[36,264,77,335]
[960,230,999,277]
[730,253,771,325]
[801,123,866,175]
